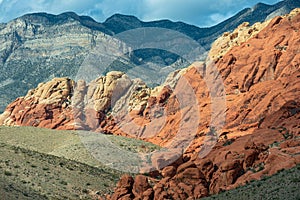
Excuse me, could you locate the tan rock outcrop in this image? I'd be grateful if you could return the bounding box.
[0,77,75,128]
[209,8,300,60]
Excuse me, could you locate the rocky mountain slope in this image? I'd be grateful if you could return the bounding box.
[0,0,299,112]
[0,12,131,112]
[2,8,300,142]
[1,8,300,199]
[103,0,300,48]
[107,10,300,199]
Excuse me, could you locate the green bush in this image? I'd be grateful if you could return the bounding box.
[60,180,68,185]
[4,170,12,176]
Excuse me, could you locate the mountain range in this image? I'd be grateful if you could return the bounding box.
[0,0,299,113]
[0,6,300,200]
[0,0,300,199]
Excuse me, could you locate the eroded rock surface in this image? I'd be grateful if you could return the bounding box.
[110,100,300,199]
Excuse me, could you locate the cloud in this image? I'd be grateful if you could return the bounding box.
[95,0,143,16]
[142,0,235,26]
[0,0,282,26]
[141,0,282,26]
[208,13,234,26]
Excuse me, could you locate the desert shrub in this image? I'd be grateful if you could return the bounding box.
[4,170,12,176]
[60,180,68,185]
[82,188,89,194]
[42,167,49,171]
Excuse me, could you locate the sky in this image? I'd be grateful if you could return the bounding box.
[0,0,282,27]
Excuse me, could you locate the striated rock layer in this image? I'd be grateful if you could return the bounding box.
[1,8,300,200]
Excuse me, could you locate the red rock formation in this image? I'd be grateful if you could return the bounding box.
[98,10,300,151]
[109,174,134,200]
[110,100,300,199]
[0,78,75,130]
[107,10,300,199]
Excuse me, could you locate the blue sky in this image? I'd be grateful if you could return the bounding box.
[0,0,282,27]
